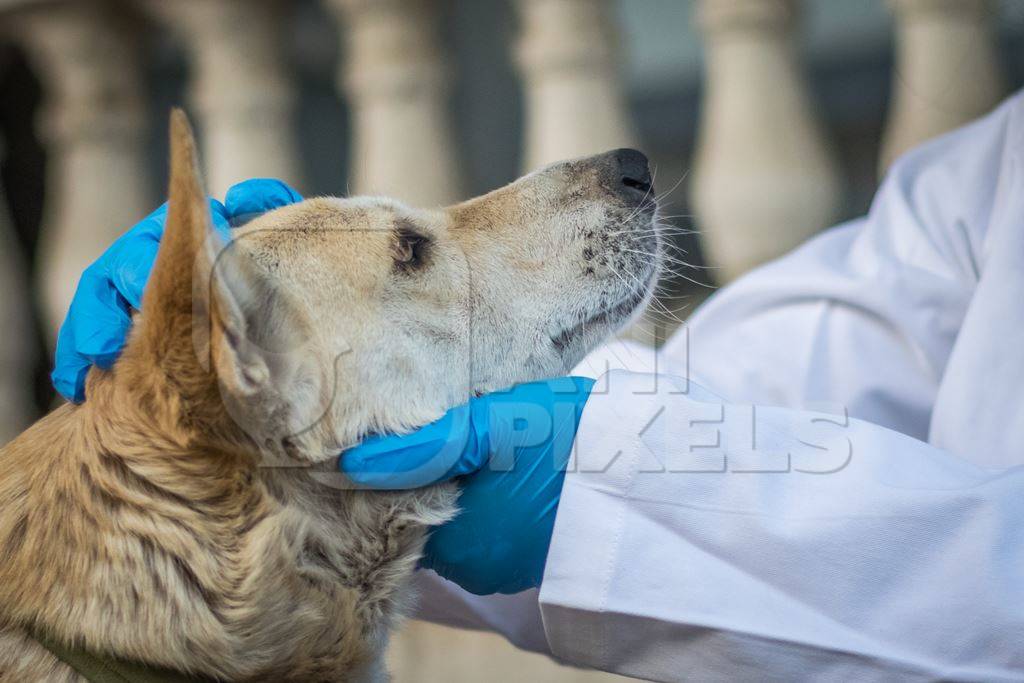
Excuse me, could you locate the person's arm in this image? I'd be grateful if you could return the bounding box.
[346,91,1024,678]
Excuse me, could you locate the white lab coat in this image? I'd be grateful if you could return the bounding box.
[413,90,1024,682]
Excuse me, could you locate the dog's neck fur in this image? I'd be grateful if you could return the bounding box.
[0,351,452,681]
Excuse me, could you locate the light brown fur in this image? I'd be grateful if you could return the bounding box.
[0,112,659,681]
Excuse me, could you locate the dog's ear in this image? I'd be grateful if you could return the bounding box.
[133,109,304,408]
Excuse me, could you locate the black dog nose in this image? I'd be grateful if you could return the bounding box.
[612,148,653,199]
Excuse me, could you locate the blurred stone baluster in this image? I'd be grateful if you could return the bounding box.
[0,138,35,440]
[691,0,841,284]
[880,0,1004,173]
[15,1,151,337]
[326,0,462,206]
[146,0,304,197]
[514,0,637,170]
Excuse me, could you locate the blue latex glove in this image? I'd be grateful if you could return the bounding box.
[341,376,596,595]
[51,179,303,402]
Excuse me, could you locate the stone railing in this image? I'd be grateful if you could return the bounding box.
[0,0,1009,432]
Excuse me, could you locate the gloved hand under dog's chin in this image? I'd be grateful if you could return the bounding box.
[341,376,595,595]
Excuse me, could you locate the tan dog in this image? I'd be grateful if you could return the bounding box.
[0,111,660,681]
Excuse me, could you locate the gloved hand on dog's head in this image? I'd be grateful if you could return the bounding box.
[51,178,301,403]
[52,177,591,596]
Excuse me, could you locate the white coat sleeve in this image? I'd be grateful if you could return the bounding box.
[540,371,1024,682]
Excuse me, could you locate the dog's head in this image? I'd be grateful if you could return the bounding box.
[117,112,660,463]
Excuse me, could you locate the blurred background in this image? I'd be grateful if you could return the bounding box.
[0,0,1022,680]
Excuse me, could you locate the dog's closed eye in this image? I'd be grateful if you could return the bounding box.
[393,223,431,273]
